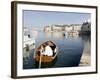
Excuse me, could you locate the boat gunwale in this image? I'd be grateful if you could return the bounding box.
[34,41,58,62]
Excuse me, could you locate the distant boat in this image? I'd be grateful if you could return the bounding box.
[24,35,35,51]
[34,41,58,63]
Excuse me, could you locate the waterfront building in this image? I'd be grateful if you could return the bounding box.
[44,26,52,32]
[44,24,82,33]
[24,27,29,32]
[52,25,63,31]
[65,25,73,32]
[81,21,91,35]
[73,24,82,31]
[81,22,91,32]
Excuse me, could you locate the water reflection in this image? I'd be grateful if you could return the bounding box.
[23,31,90,69]
[45,32,79,39]
[34,57,58,68]
[46,32,65,39]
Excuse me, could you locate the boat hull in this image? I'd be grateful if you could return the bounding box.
[35,55,55,63]
[34,41,58,63]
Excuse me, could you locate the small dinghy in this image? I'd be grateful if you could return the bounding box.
[34,41,58,63]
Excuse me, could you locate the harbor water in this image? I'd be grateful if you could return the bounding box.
[23,31,90,69]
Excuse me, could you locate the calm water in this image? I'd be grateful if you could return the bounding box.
[23,31,90,69]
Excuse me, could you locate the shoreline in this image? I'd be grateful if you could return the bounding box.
[79,53,91,66]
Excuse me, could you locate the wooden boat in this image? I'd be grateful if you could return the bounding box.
[34,41,58,63]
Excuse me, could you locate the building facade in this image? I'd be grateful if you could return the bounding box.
[80,21,91,35]
[44,24,82,32]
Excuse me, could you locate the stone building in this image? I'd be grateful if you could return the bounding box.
[81,22,91,31]
[80,22,91,35]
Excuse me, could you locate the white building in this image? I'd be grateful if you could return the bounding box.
[44,26,51,32]
[52,25,63,31]
[65,25,73,32]
[44,24,82,32]
[73,24,82,31]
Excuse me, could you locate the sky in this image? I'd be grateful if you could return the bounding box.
[23,10,90,29]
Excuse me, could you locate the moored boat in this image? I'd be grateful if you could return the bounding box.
[24,35,35,51]
[34,41,58,63]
